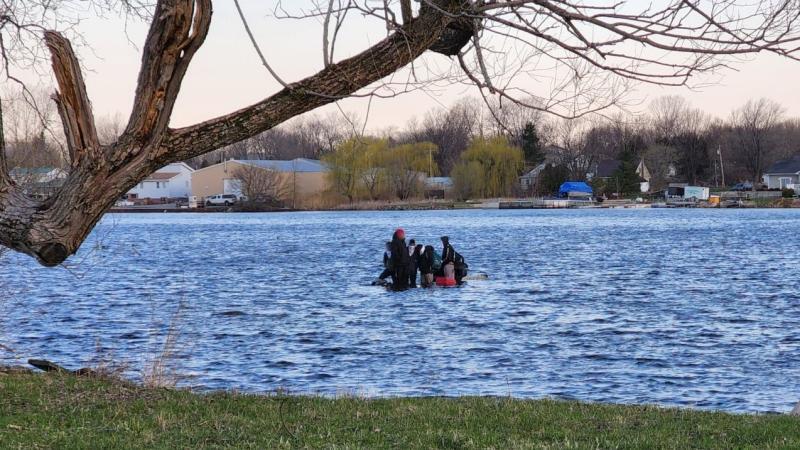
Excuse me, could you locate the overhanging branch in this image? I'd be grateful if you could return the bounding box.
[123,0,212,145]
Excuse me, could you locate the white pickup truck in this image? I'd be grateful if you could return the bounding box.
[204,194,238,206]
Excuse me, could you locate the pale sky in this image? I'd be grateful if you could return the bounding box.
[34,1,800,133]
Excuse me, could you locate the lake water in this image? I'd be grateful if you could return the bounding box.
[2,209,799,413]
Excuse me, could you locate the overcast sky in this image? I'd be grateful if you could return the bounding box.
[46,1,800,132]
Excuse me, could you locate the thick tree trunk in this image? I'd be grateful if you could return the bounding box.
[0,0,464,266]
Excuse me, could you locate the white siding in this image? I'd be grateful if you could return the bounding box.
[129,180,171,199]
[764,173,800,189]
[126,162,194,199]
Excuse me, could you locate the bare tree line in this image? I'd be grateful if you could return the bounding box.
[5,79,799,191]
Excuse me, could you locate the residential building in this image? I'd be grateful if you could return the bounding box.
[424,177,453,198]
[190,158,329,206]
[9,167,67,184]
[519,162,548,193]
[589,158,652,193]
[589,159,651,182]
[763,155,800,190]
[127,162,194,200]
[9,167,68,199]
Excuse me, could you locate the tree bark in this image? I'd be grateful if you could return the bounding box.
[0,0,461,266]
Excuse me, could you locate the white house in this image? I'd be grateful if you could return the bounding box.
[127,162,194,200]
[9,167,67,184]
[763,155,800,190]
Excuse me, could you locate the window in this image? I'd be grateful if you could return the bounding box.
[156,182,161,188]
[780,177,792,189]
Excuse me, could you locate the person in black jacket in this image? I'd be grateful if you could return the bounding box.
[418,245,435,287]
[378,241,393,281]
[408,243,423,288]
[440,236,456,280]
[390,229,410,290]
[454,251,468,285]
[406,239,416,287]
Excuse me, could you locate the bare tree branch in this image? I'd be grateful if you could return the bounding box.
[123,0,212,144]
[44,31,99,166]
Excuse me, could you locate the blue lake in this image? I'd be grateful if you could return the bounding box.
[2,209,800,413]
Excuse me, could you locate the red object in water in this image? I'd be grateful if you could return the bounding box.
[435,276,456,287]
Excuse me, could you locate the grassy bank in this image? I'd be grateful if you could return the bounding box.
[1,373,799,449]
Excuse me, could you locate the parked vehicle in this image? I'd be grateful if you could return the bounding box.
[205,194,238,206]
[731,182,753,191]
[188,196,204,208]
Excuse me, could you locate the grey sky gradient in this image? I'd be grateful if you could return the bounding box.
[65,1,800,132]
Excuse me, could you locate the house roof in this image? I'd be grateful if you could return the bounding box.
[765,155,800,174]
[520,162,548,180]
[144,172,180,181]
[9,167,57,176]
[236,158,327,173]
[595,159,621,178]
[158,162,194,173]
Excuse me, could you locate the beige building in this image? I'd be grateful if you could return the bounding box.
[191,159,329,207]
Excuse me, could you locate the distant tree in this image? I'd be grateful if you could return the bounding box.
[451,161,485,200]
[641,144,678,191]
[322,138,369,203]
[538,163,570,196]
[233,165,288,207]
[521,122,544,168]
[728,98,786,184]
[383,142,438,200]
[451,137,523,199]
[357,139,391,201]
[610,145,641,196]
[674,132,710,185]
[402,100,480,175]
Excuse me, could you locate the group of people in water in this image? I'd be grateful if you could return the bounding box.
[375,228,468,290]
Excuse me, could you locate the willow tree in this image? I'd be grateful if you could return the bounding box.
[1,0,800,266]
[452,137,524,198]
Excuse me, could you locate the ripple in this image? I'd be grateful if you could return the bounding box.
[3,208,800,413]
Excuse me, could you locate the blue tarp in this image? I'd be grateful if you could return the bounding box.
[558,181,593,198]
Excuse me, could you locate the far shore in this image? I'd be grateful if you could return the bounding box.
[108,197,800,213]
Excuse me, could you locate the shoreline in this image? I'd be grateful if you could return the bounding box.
[107,201,800,213]
[2,371,799,448]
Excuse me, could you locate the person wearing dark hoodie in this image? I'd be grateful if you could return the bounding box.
[418,245,436,287]
[408,242,423,288]
[390,229,410,290]
[441,236,468,285]
[378,241,393,281]
[407,239,419,288]
[440,236,456,281]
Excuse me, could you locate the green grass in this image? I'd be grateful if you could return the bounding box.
[1,373,799,449]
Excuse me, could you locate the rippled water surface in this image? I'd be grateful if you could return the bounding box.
[2,209,800,413]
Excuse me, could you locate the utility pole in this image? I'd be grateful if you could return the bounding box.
[292,159,297,209]
[429,146,433,178]
[718,145,726,188]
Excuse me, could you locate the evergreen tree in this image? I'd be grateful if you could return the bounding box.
[538,163,569,196]
[520,122,544,167]
[611,143,642,196]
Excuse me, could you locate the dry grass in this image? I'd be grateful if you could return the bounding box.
[140,301,185,389]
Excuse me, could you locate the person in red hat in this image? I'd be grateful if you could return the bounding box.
[390,228,410,290]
